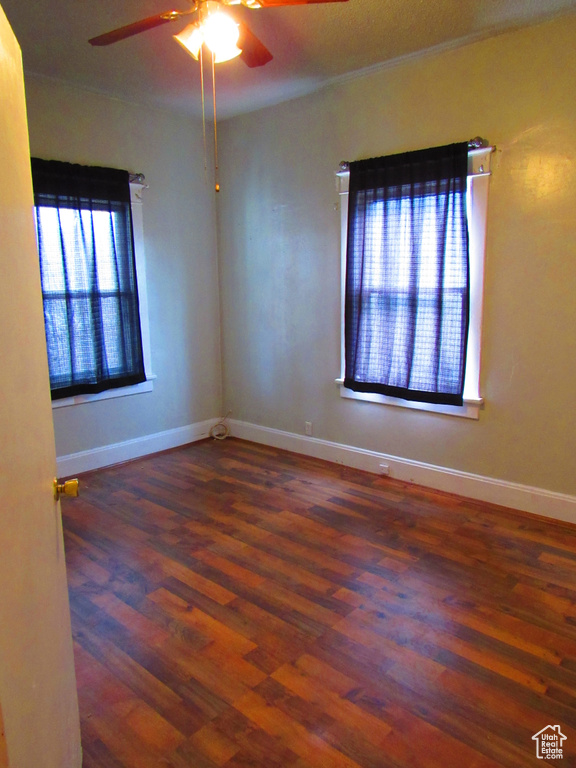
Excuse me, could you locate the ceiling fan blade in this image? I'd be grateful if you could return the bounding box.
[255,0,348,5]
[237,22,273,68]
[89,11,182,46]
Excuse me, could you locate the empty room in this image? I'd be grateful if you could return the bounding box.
[1,0,576,766]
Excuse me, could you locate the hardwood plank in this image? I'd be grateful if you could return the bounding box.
[234,689,362,768]
[271,661,393,746]
[147,588,257,656]
[186,721,241,765]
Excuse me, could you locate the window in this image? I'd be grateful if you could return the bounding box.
[337,142,491,420]
[31,159,152,405]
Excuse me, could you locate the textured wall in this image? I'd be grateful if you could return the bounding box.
[217,14,576,496]
[24,76,222,456]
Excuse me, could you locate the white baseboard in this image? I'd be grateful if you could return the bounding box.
[230,419,576,526]
[56,419,215,477]
[57,416,576,526]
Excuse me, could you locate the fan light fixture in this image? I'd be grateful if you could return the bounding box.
[174,1,241,63]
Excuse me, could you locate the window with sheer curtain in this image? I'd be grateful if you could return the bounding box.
[31,158,146,401]
[344,142,471,407]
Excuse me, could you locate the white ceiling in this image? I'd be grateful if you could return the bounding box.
[3,0,576,120]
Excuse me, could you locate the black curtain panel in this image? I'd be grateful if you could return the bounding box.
[31,158,145,400]
[344,142,470,406]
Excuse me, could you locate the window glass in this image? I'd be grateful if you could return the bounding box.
[337,145,491,419]
[31,158,146,400]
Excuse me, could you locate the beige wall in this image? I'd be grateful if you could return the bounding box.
[24,76,221,457]
[217,14,576,497]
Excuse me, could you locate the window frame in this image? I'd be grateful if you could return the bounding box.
[336,146,491,420]
[49,181,155,410]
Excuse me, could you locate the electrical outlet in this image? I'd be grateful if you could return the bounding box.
[305,421,313,436]
[379,463,390,476]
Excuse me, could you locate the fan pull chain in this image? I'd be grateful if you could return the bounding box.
[211,51,220,193]
[199,46,209,184]
[198,46,220,193]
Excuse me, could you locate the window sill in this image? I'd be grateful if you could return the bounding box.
[335,379,482,420]
[51,375,156,410]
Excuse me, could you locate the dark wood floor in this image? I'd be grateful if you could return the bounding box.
[62,438,576,768]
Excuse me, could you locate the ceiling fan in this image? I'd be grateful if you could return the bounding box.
[89,0,349,192]
[89,0,350,69]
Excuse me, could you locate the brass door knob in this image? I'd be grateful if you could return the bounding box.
[53,478,79,501]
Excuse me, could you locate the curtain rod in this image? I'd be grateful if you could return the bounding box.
[338,137,490,172]
[129,172,146,184]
